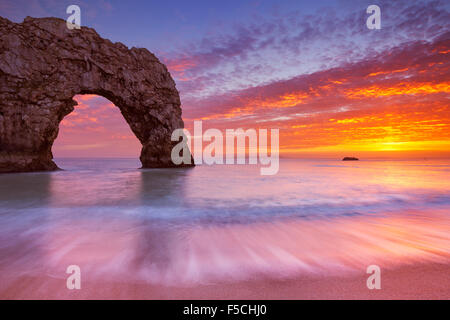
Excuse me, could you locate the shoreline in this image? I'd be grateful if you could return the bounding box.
[2,262,449,299]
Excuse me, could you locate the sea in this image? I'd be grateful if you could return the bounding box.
[0,158,449,287]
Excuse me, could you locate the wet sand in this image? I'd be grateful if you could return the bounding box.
[1,210,449,300]
[2,262,449,299]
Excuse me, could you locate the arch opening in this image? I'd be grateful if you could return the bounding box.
[52,94,141,167]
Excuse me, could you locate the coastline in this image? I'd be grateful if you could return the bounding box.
[2,262,449,299]
[1,159,449,300]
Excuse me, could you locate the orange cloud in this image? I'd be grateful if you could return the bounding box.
[245,92,310,108]
[368,68,409,77]
[344,82,450,99]
[165,58,197,81]
[75,94,98,102]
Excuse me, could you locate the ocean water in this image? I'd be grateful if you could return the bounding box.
[0,158,449,288]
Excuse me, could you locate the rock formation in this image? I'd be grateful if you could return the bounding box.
[0,16,193,172]
[342,157,359,161]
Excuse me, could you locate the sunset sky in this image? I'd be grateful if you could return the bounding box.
[1,0,449,158]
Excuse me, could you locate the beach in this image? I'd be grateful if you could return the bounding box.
[2,262,449,299]
[0,158,449,299]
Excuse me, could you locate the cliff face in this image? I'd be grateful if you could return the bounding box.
[0,16,192,172]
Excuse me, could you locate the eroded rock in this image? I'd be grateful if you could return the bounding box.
[0,16,193,172]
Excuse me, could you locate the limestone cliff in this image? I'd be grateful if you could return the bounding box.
[0,16,193,172]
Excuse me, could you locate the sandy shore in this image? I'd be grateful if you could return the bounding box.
[2,262,449,300]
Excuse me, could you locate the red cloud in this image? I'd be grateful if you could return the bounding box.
[181,34,450,156]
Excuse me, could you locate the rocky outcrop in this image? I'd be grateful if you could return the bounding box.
[0,16,193,172]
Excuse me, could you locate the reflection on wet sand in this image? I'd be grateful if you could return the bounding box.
[2,208,449,292]
[171,209,450,284]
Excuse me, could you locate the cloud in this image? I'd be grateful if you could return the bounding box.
[0,0,114,23]
[162,0,449,99]
[178,31,449,154]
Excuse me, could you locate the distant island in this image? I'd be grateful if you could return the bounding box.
[342,157,359,161]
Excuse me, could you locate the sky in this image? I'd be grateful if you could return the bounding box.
[1,0,449,158]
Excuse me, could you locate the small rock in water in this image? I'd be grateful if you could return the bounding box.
[342,157,359,161]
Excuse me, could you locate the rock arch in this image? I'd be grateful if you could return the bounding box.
[0,16,193,172]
